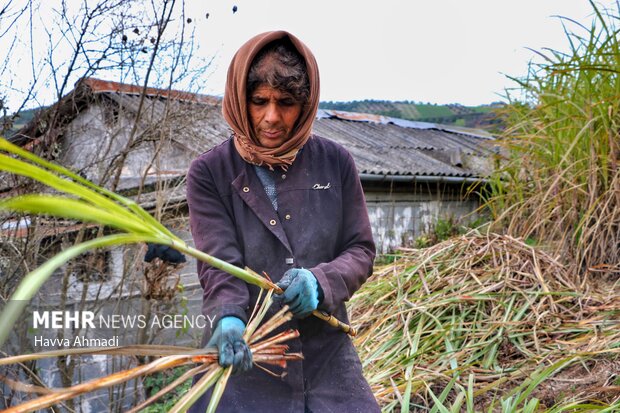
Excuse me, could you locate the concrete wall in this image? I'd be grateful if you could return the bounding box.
[60,103,188,190]
[365,191,479,253]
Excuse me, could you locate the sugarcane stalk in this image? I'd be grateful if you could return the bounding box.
[173,242,357,336]
[0,355,195,413]
[311,309,357,337]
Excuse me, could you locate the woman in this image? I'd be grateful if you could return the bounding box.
[187,30,379,413]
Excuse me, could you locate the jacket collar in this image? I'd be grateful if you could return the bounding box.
[231,167,293,254]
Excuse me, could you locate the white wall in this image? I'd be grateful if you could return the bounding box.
[365,191,479,253]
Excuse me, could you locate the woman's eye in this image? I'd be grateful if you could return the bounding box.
[279,99,296,106]
[250,97,266,105]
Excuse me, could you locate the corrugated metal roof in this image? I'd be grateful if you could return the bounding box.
[102,95,494,178]
[103,93,228,155]
[312,110,495,178]
[316,109,493,139]
[104,94,495,178]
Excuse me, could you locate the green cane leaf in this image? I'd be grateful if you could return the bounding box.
[169,365,224,413]
[0,154,139,224]
[0,233,164,346]
[0,195,155,236]
[0,137,176,239]
[206,366,233,413]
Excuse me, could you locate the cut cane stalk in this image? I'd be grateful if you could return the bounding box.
[1,297,303,413]
[249,305,293,344]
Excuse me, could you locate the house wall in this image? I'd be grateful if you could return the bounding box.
[61,105,115,184]
[365,190,480,253]
[60,102,190,190]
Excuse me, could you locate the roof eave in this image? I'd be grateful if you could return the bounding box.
[359,173,488,185]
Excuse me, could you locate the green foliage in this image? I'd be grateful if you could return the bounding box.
[142,367,192,413]
[434,217,460,241]
[1,107,45,136]
[377,109,402,118]
[484,1,620,274]
[374,252,402,265]
[414,103,454,119]
[414,215,489,248]
[318,100,502,129]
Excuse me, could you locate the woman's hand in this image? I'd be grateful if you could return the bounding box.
[207,316,253,373]
[275,268,322,318]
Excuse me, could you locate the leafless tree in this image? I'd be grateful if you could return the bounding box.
[0,0,211,135]
[0,1,227,410]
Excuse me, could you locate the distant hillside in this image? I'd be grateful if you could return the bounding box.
[319,100,505,132]
[4,101,505,137]
[2,107,44,137]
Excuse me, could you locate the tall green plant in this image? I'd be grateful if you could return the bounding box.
[0,137,278,347]
[485,1,620,274]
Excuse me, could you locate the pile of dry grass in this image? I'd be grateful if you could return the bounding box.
[350,233,620,411]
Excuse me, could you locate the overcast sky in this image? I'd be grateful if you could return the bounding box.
[1,1,617,109]
[188,0,617,105]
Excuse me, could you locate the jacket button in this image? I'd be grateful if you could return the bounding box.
[281,174,286,180]
[242,187,250,193]
[269,219,276,226]
[285,214,291,220]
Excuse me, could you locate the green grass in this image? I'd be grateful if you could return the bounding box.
[413,104,455,119]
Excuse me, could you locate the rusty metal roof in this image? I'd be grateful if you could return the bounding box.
[82,77,219,105]
[316,109,493,139]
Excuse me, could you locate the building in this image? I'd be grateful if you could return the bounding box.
[5,77,496,254]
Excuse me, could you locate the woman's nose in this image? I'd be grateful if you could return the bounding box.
[263,103,281,123]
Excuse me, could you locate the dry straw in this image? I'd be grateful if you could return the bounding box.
[350,232,620,411]
[1,294,302,413]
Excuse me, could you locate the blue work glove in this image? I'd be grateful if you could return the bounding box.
[275,268,322,318]
[207,316,252,373]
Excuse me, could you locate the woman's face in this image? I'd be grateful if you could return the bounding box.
[248,84,303,148]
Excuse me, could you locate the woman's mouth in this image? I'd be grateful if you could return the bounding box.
[256,128,289,148]
[261,130,284,139]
